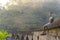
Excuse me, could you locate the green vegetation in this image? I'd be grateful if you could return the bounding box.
[0,30,10,40]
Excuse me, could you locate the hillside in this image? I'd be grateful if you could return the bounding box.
[0,0,60,31]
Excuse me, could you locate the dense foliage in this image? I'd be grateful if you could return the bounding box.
[0,30,10,40]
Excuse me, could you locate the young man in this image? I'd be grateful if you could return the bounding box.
[41,12,54,35]
[44,12,54,27]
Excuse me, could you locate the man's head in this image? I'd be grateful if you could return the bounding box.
[49,12,53,17]
[49,12,54,23]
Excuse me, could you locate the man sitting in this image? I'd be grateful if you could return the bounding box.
[41,12,54,35]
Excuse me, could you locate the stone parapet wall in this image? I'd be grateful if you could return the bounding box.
[7,28,60,40]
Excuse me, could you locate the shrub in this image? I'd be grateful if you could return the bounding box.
[0,30,10,40]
